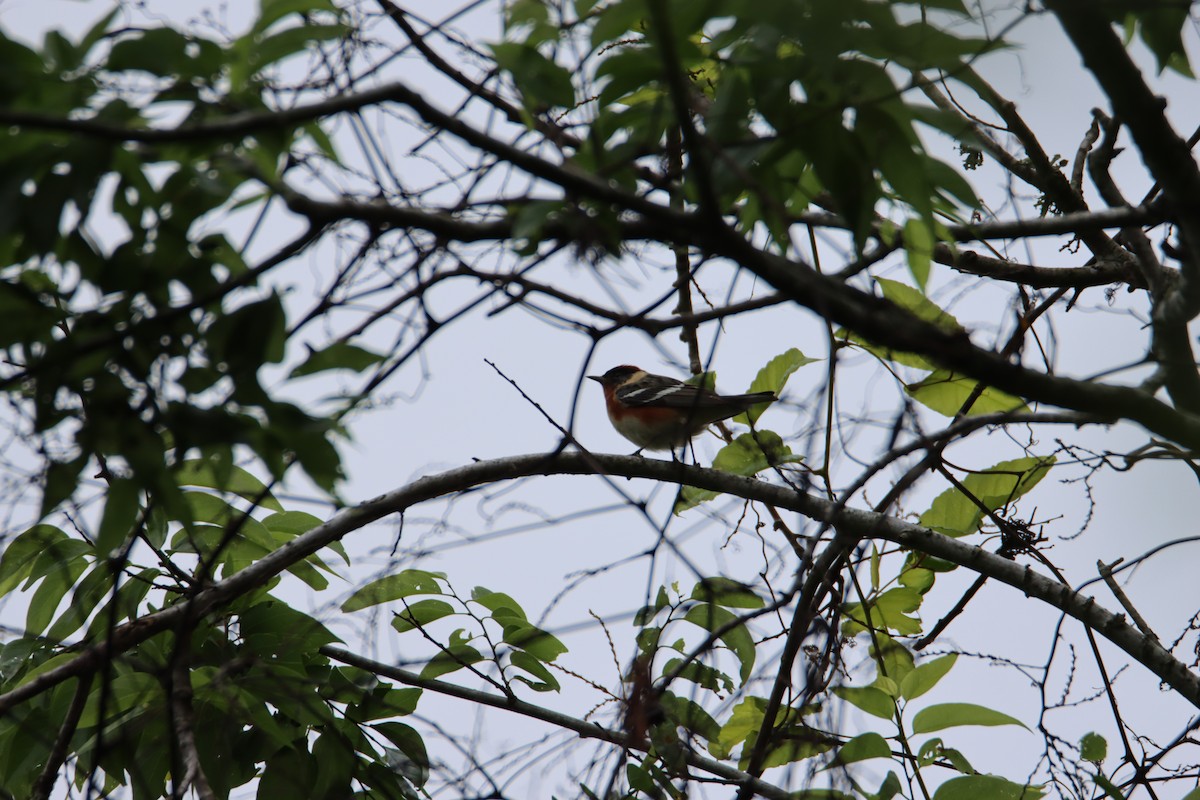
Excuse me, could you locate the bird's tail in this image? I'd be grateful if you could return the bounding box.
[729,391,777,408]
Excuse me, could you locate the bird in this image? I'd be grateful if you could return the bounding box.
[587,365,777,453]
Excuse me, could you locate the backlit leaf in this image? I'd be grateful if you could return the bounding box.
[911,702,1027,733]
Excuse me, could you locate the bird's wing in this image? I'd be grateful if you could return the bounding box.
[615,376,726,409]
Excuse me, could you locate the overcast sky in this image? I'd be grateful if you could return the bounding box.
[2,1,1200,797]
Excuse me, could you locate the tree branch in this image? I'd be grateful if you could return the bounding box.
[1047,1,1200,318]
[321,646,797,800]
[936,245,1155,290]
[29,673,92,800]
[3,452,1196,718]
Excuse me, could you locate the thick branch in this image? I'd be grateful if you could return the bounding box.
[29,674,92,800]
[1046,3,1200,411]
[0,81,426,142]
[283,187,1165,246]
[936,246,1155,290]
[2,452,1196,717]
[923,69,1122,261]
[715,235,1200,448]
[289,166,1200,448]
[1047,1,1200,315]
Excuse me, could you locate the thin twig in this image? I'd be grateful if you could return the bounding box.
[1098,558,1159,641]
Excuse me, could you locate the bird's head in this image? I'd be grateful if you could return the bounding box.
[587,365,643,388]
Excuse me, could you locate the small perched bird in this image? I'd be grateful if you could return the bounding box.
[588,365,776,452]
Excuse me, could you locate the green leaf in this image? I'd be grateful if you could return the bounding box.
[40,454,88,518]
[77,8,120,58]
[926,155,980,208]
[250,23,347,74]
[900,653,957,700]
[919,456,1055,537]
[659,692,720,742]
[918,737,974,773]
[595,46,663,108]
[838,277,965,369]
[342,569,446,612]
[911,702,1027,733]
[501,621,567,662]
[826,732,891,768]
[675,430,802,513]
[903,218,934,290]
[511,199,565,251]
[311,730,355,799]
[705,65,752,146]
[591,0,647,49]
[347,686,422,722]
[0,638,48,683]
[1093,773,1127,800]
[260,509,343,578]
[689,577,764,609]
[258,746,314,797]
[392,599,458,633]
[878,277,964,331]
[874,675,899,698]
[662,657,734,693]
[263,510,323,536]
[290,341,385,378]
[712,696,765,758]
[78,670,161,727]
[506,0,549,29]
[239,600,341,662]
[207,293,288,376]
[634,585,672,625]
[26,547,89,636]
[1131,4,1192,76]
[795,113,878,244]
[626,762,660,795]
[420,638,486,680]
[491,41,575,109]
[905,369,1028,417]
[107,28,197,77]
[376,719,434,786]
[471,586,528,622]
[757,726,836,770]
[869,544,881,590]
[831,685,895,720]
[843,587,922,636]
[94,478,140,555]
[873,635,915,687]
[0,525,67,597]
[682,603,755,682]
[255,0,338,34]
[175,459,284,512]
[46,563,114,641]
[733,348,817,424]
[575,0,603,19]
[869,772,903,800]
[899,565,935,593]
[932,774,1044,800]
[509,650,561,692]
[1080,732,1107,763]
[86,567,158,638]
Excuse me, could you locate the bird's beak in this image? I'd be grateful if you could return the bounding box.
[586,375,603,384]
